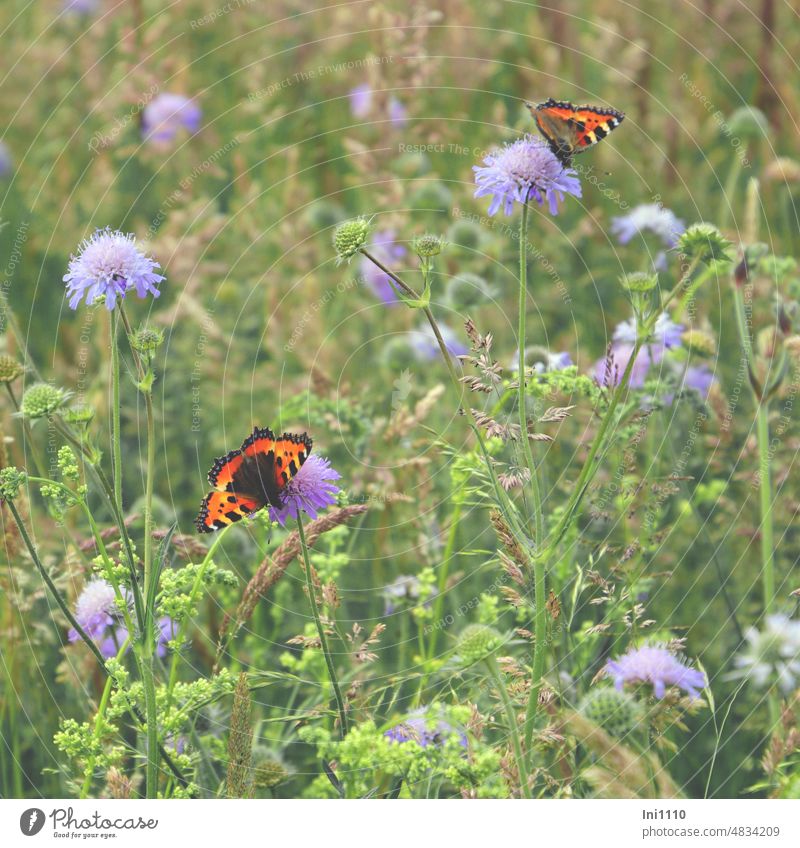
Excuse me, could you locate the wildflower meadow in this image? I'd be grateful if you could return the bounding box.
[1,0,800,827]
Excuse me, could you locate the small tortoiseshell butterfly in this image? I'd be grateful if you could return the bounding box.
[526,99,625,166]
[195,426,312,533]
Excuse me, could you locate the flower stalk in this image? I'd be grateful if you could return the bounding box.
[296,515,349,738]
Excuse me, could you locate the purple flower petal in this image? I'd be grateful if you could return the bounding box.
[473,135,581,217]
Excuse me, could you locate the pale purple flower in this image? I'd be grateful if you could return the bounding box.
[388,96,408,127]
[594,343,653,389]
[63,0,100,13]
[409,322,468,361]
[360,230,407,303]
[682,364,716,397]
[613,313,684,351]
[142,93,201,143]
[68,579,120,644]
[0,142,12,177]
[606,645,706,699]
[611,204,685,248]
[385,708,467,748]
[534,350,573,374]
[473,135,581,216]
[268,454,341,526]
[349,84,373,119]
[68,579,177,659]
[64,227,164,310]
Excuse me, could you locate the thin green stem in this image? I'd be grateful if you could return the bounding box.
[517,204,544,544]
[485,656,530,798]
[80,637,131,798]
[360,249,529,545]
[755,402,775,615]
[296,515,349,738]
[110,311,123,516]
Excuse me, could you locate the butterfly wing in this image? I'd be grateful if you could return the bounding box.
[528,99,625,165]
[196,426,313,533]
[241,426,312,489]
[195,490,263,533]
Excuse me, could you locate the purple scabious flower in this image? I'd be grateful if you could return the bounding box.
[606,645,706,700]
[63,0,100,14]
[611,204,685,248]
[268,454,341,526]
[594,343,654,389]
[142,93,202,144]
[64,227,164,310]
[613,313,684,352]
[388,96,408,127]
[68,579,120,644]
[473,135,581,216]
[533,350,573,374]
[409,322,468,361]
[360,230,407,303]
[349,84,373,119]
[682,363,716,397]
[0,142,12,178]
[68,579,178,659]
[384,709,467,748]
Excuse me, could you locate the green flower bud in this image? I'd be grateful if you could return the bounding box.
[678,223,731,264]
[0,466,26,501]
[20,382,68,419]
[410,182,452,211]
[579,687,641,738]
[447,219,484,251]
[131,325,164,354]
[332,218,371,264]
[251,748,289,788]
[303,201,345,232]
[412,233,445,258]
[0,355,24,384]
[726,106,769,140]
[62,404,95,425]
[381,337,417,371]
[621,271,658,293]
[446,273,494,311]
[680,329,717,357]
[456,623,502,666]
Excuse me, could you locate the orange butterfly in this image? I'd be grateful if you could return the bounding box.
[526,99,625,166]
[195,426,312,533]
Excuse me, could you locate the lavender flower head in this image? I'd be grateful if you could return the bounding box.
[360,230,407,303]
[142,93,202,144]
[349,84,373,119]
[409,322,468,361]
[68,578,121,644]
[388,96,408,128]
[0,142,12,178]
[594,343,653,389]
[613,312,684,351]
[63,0,100,14]
[384,708,467,748]
[611,204,685,247]
[68,578,177,659]
[473,135,581,216]
[606,645,706,700]
[268,454,340,526]
[63,227,164,310]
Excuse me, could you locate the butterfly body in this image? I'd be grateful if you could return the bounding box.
[527,99,625,166]
[195,426,312,533]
